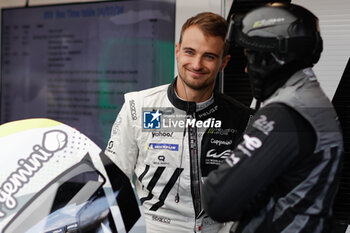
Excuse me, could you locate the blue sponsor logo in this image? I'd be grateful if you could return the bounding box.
[143,110,161,129]
[148,143,179,151]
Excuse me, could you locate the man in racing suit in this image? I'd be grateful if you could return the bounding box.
[202,3,343,233]
[105,12,252,232]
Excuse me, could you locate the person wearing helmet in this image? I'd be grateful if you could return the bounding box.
[202,3,343,233]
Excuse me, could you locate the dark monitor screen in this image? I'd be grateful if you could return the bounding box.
[1,0,175,148]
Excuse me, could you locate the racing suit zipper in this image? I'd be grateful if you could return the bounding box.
[188,113,202,220]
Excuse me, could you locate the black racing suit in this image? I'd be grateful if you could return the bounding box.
[202,68,343,233]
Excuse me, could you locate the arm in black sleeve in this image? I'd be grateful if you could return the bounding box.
[202,103,316,222]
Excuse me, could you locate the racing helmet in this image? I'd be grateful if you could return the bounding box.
[227,3,323,102]
[0,118,146,233]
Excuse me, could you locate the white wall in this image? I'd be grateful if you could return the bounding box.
[293,0,350,99]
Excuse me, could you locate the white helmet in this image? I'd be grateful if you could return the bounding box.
[0,118,146,233]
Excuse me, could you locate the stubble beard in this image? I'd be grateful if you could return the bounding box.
[178,72,215,91]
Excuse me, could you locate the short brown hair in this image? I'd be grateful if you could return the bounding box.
[179,12,229,55]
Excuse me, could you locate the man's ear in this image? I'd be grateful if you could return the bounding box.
[175,43,180,61]
[219,54,231,72]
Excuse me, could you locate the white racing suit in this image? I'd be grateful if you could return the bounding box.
[105,78,252,232]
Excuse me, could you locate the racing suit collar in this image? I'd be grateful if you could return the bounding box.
[167,77,197,114]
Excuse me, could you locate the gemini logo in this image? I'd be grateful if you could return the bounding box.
[0,130,68,218]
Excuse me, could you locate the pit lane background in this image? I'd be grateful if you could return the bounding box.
[0,0,349,231]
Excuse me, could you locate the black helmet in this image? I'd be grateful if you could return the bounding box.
[227,3,323,102]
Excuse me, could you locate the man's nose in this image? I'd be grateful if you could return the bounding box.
[192,56,203,70]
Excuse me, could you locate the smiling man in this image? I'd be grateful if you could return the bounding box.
[105,12,253,233]
[175,13,230,102]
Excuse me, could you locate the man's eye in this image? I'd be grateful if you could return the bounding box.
[185,50,193,55]
[205,55,215,60]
